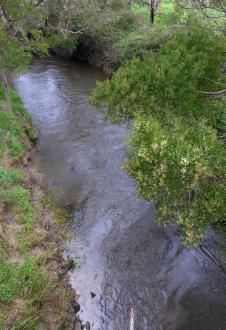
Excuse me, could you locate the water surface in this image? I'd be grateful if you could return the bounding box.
[15,57,226,330]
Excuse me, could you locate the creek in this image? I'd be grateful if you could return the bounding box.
[15,57,226,330]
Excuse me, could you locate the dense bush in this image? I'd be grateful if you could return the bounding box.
[112,30,152,66]
[125,115,225,243]
[91,26,225,122]
[0,27,31,72]
[91,26,226,243]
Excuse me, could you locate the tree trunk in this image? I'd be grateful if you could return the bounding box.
[1,69,12,112]
[0,5,7,23]
[0,4,14,32]
[150,2,155,24]
[149,0,159,25]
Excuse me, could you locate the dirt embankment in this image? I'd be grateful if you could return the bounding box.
[52,35,118,75]
[74,35,117,75]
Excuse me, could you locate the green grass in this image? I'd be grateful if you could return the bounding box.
[0,85,33,160]
[0,258,55,329]
[0,86,36,229]
[131,1,175,25]
[0,85,64,328]
[0,84,38,254]
[0,186,36,227]
[131,3,150,23]
[0,111,21,135]
[17,227,47,254]
[0,167,24,187]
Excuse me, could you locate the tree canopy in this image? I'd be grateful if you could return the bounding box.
[91,20,226,244]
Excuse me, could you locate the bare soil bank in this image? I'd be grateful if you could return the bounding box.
[52,35,118,75]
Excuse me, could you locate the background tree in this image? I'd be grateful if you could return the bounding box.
[176,0,226,32]
[134,0,160,24]
[0,0,49,111]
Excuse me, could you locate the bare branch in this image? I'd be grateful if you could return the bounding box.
[199,88,226,95]
[49,26,87,36]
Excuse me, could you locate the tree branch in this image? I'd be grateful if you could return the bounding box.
[199,88,226,95]
[49,26,87,36]
[34,0,45,8]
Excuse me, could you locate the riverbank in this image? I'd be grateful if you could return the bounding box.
[52,35,118,75]
[0,84,78,329]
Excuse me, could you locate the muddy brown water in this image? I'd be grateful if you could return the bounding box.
[15,57,226,330]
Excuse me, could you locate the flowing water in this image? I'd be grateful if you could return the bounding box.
[15,57,226,330]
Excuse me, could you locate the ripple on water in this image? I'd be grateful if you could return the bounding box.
[15,57,226,330]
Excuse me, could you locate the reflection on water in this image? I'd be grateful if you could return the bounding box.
[15,57,226,330]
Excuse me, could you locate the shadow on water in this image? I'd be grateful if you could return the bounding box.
[14,57,226,330]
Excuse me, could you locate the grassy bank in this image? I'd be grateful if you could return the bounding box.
[0,84,77,329]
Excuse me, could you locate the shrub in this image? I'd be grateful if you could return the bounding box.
[125,115,226,243]
[91,26,225,123]
[57,36,78,55]
[91,26,226,243]
[113,31,152,66]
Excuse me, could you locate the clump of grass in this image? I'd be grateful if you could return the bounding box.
[19,259,55,304]
[0,111,21,135]
[0,186,36,228]
[0,238,12,259]
[0,167,24,188]
[17,227,47,254]
[0,258,55,328]
[34,248,61,266]
[6,136,24,158]
[41,193,72,229]
[41,193,52,210]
